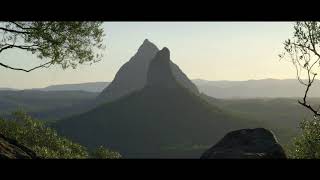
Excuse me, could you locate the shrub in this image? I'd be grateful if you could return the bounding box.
[91,146,122,159]
[287,119,320,159]
[0,111,121,159]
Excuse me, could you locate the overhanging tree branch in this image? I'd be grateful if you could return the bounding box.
[0,44,39,54]
[0,22,105,72]
[297,73,320,116]
[0,61,53,72]
[9,21,33,30]
[0,27,30,34]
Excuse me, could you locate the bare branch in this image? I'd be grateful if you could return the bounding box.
[0,61,53,72]
[0,45,14,53]
[292,42,320,59]
[9,22,33,30]
[0,27,30,34]
[298,73,320,116]
[0,44,39,53]
[298,101,320,117]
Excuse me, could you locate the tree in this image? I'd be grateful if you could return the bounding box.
[280,22,320,117]
[281,22,320,159]
[0,21,105,72]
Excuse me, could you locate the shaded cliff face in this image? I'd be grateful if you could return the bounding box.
[170,63,199,95]
[97,39,199,103]
[146,47,178,89]
[56,47,252,158]
[97,39,159,103]
[0,134,39,159]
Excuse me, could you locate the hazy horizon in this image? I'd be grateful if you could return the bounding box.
[0,78,309,90]
[0,22,298,89]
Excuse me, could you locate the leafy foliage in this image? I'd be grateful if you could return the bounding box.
[0,22,105,71]
[0,111,121,159]
[91,146,122,159]
[287,119,320,159]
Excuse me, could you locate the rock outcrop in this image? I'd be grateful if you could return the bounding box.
[200,128,287,159]
[0,134,39,159]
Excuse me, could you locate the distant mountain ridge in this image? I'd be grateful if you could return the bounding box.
[3,78,320,98]
[0,90,98,121]
[0,83,109,92]
[0,88,18,91]
[32,82,109,92]
[194,78,320,98]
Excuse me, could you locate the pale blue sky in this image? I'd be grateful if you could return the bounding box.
[0,22,297,89]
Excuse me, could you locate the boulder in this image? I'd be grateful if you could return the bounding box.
[201,128,287,159]
[0,134,40,159]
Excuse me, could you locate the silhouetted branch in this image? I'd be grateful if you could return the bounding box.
[0,44,39,53]
[0,61,53,72]
[0,45,14,53]
[297,72,320,116]
[0,27,30,34]
[9,22,33,30]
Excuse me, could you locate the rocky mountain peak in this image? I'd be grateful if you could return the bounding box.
[135,38,159,59]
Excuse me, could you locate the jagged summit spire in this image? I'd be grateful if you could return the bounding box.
[147,47,178,88]
[137,39,159,54]
[157,47,170,60]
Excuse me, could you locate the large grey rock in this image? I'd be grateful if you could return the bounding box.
[201,128,287,159]
[0,134,39,159]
